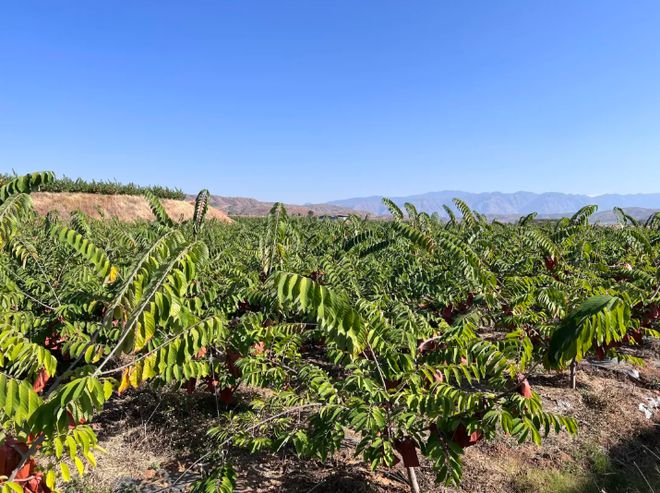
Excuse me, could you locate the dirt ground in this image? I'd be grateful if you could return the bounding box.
[75,343,660,493]
[31,192,232,223]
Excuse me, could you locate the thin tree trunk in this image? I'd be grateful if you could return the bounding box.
[569,358,577,389]
[407,466,421,493]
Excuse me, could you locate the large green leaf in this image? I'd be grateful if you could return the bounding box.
[546,295,629,368]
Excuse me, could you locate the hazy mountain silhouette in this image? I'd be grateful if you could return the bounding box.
[327,191,660,217]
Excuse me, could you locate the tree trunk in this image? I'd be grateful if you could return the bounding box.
[407,466,421,493]
[569,358,577,389]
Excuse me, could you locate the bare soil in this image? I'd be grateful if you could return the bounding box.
[78,343,660,493]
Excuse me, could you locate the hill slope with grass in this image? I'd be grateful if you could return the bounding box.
[31,192,232,223]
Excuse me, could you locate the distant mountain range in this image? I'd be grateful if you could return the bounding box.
[203,195,357,217]
[327,191,660,220]
[198,191,660,224]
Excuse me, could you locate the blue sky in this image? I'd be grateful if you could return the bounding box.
[1,1,660,202]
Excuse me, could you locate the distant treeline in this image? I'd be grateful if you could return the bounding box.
[0,173,186,199]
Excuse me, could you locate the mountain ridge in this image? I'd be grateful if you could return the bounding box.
[198,191,660,225]
[203,195,360,217]
[327,191,660,217]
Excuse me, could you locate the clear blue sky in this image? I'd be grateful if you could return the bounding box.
[2,1,660,202]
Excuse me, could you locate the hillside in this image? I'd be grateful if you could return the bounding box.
[485,208,660,225]
[591,207,660,224]
[192,192,660,223]
[204,195,363,217]
[328,191,660,217]
[33,191,657,225]
[31,192,232,223]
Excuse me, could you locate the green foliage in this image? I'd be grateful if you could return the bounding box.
[0,173,184,199]
[0,194,34,247]
[274,271,366,354]
[382,197,404,220]
[644,211,660,229]
[0,171,55,205]
[0,373,43,424]
[49,224,119,283]
[452,198,478,229]
[391,221,436,253]
[546,295,629,368]
[260,202,288,278]
[190,464,236,493]
[193,189,210,236]
[569,204,598,226]
[518,212,538,226]
[144,190,174,227]
[613,207,639,227]
[1,171,658,492]
[442,204,457,226]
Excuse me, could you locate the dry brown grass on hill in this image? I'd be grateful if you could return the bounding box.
[31,192,232,223]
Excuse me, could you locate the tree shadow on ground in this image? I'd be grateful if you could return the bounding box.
[510,424,659,493]
[233,463,389,493]
[600,425,659,493]
[89,388,401,493]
